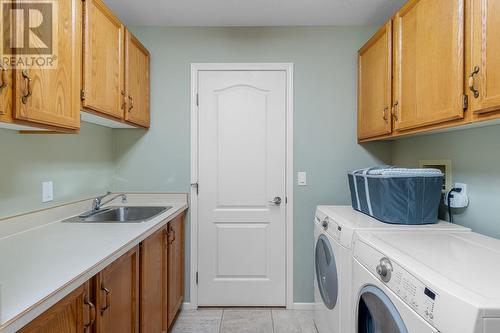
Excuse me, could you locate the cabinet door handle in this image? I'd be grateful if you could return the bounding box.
[383,107,389,123]
[84,296,96,332]
[468,66,480,99]
[121,90,127,110]
[391,101,399,121]
[100,285,110,314]
[128,95,134,112]
[169,226,176,244]
[21,69,32,104]
[0,65,6,91]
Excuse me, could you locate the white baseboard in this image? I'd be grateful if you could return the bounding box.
[289,302,315,310]
[182,302,196,310]
[181,302,314,311]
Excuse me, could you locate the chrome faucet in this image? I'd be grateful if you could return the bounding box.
[79,192,128,218]
[91,192,128,212]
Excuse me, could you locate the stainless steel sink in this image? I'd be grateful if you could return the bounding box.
[63,206,172,223]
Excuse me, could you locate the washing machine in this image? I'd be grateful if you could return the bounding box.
[314,212,343,333]
[313,206,470,333]
[352,230,500,333]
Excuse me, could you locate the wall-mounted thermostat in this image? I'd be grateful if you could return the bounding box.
[419,159,452,193]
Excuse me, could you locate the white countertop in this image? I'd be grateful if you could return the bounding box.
[0,193,188,333]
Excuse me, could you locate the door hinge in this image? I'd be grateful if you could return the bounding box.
[196,93,199,106]
[285,196,288,204]
[196,271,198,285]
[462,94,469,110]
[191,182,199,195]
[80,89,85,101]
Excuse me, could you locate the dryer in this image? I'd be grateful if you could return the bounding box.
[313,206,469,333]
[352,230,500,333]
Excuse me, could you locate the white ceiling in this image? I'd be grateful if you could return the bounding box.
[104,0,405,27]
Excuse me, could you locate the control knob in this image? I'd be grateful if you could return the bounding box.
[376,257,393,283]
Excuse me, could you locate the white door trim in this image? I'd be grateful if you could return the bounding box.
[190,63,294,309]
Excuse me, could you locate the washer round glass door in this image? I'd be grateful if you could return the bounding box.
[315,234,339,309]
[357,285,408,333]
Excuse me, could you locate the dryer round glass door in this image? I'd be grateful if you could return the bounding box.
[357,285,408,333]
[315,234,339,309]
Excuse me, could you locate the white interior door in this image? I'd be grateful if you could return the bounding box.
[197,70,287,306]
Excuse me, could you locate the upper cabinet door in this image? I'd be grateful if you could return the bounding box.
[83,0,125,119]
[393,0,465,131]
[13,0,81,130]
[468,0,500,116]
[125,30,150,128]
[358,21,392,140]
[0,64,13,124]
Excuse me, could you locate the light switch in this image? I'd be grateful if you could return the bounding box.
[42,181,53,203]
[298,172,307,186]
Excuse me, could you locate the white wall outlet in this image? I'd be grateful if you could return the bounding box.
[444,182,469,208]
[297,172,307,186]
[42,181,53,203]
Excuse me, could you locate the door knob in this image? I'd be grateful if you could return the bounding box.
[269,196,282,205]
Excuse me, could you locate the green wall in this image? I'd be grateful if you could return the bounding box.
[392,125,500,239]
[113,26,392,303]
[3,26,498,305]
[0,123,114,218]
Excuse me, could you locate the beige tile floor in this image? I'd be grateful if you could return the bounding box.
[170,308,318,333]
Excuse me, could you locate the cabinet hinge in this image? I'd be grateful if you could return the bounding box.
[196,271,198,285]
[196,93,199,106]
[80,89,85,101]
[462,94,469,110]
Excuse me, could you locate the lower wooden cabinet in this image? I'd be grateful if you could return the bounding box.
[167,214,185,328]
[140,226,167,333]
[17,213,186,333]
[95,246,140,333]
[140,212,186,332]
[18,282,94,333]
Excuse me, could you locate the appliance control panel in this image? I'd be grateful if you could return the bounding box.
[354,239,437,327]
[316,216,341,241]
[381,257,437,325]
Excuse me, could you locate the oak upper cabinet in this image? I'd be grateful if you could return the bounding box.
[393,0,465,132]
[167,213,185,328]
[96,246,139,333]
[82,0,125,120]
[468,0,500,118]
[2,0,81,131]
[125,30,150,128]
[17,281,94,333]
[0,2,10,120]
[140,227,167,333]
[358,21,392,141]
[0,64,13,124]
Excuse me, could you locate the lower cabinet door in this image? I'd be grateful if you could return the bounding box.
[96,246,139,333]
[140,227,167,333]
[18,282,94,333]
[167,213,185,328]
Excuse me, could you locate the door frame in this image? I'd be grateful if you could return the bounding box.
[189,63,294,309]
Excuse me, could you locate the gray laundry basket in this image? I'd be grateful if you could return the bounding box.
[348,167,444,225]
